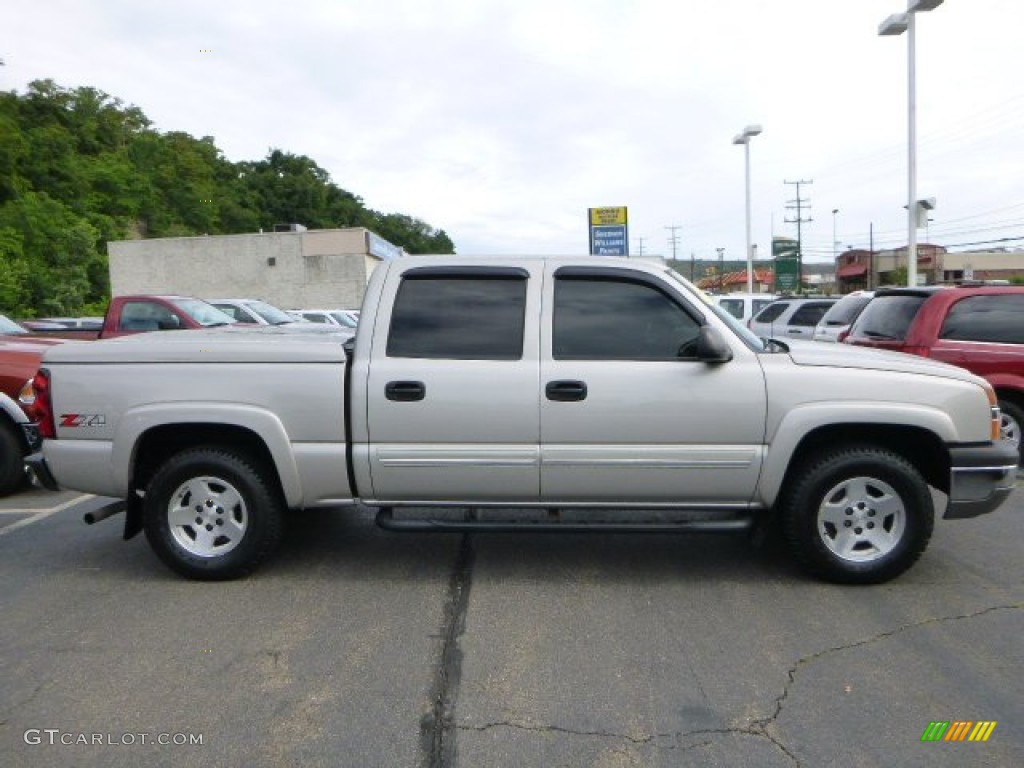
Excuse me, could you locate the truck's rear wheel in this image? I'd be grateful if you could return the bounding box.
[0,421,26,497]
[781,446,933,584]
[143,448,284,580]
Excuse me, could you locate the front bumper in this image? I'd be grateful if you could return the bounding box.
[946,441,1019,519]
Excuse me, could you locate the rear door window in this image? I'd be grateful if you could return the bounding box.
[940,294,1024,344]
[388,274,527,359]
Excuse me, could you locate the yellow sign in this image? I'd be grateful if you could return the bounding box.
[589,207,628,226]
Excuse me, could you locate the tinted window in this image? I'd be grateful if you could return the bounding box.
[940,294,1024,344]
[553,277,700,360]
[754,302,788,323]
[849,295,927,340]
[718,298,744,319]
[790,302,835,327]
[821,295,873,326]
[388,276,527,359]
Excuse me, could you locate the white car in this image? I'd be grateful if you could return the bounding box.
[813,291,875,343]
[289,309,359,329]
[210,299,311,326]
[713,293,777,325]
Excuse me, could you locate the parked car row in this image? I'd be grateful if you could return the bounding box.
[739,285,1024,463]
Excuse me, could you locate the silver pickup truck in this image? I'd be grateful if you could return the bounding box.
[27,257,1018,583]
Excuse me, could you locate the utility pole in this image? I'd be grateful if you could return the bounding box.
[635,237,645,257]
[665,225,682,265]
[690,252,695,281]
[716,247,725,292]
[784,179,813,289]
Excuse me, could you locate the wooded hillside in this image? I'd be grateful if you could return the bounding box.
[0,80,455,317]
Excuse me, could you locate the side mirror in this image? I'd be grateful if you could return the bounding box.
[696,326,733,364]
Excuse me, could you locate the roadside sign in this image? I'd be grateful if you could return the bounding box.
[588,207,628,256]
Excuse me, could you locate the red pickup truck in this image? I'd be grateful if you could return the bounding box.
[0,336,67,494]
[23,295,239,340]
[1,297,238,493]
[844,285,1024,462]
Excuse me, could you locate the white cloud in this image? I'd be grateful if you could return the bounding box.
[3,0,1022,260]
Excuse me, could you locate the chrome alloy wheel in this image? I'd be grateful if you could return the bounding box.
[167,475,248,558]
[1000,410,1021,448]
[816,476,906,563]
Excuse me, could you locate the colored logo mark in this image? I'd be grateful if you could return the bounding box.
[921,721,997,742]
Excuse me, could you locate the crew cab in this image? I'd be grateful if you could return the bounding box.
[26,258,1018,584]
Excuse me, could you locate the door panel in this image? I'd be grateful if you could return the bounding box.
[540,268,766,504]
[366,267,541,501]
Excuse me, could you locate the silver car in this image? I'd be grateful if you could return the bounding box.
[749,297,838,340]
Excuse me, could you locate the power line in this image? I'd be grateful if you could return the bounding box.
[784,179,813,284]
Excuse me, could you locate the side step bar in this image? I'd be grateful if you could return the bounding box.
[375,508,753,534]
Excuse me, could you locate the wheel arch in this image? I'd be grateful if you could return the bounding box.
[766,423,950,507]
[127,419,297,508]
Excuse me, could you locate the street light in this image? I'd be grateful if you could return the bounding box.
[879,0,944,287]
[733,124,762,294]
[831,208,839,260]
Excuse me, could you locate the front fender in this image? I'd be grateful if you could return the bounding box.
[114,402,303,507]
[757,401,957,506]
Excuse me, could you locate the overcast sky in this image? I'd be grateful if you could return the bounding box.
[4,0,1023,263]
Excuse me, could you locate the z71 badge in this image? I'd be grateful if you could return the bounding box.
[59,413,107,428]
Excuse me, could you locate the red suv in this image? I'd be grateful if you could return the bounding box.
[844,285,1024,462]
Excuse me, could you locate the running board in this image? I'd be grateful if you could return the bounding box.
[375,508,754,534]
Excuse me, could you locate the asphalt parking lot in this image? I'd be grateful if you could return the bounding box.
[1,480,1022,768]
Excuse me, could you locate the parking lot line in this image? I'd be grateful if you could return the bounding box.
[0,494,94,537]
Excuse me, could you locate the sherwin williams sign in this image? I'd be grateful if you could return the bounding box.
[588,207,628,256]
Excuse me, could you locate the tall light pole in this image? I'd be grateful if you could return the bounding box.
[831,208,839,260]
[733,124,762,294]
[879,0,944,287]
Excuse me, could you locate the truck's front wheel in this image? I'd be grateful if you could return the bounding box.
[143,448,284,580]
[781,446,934,584]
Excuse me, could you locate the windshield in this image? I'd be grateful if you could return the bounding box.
[245,300,295,325]
[0,314,27,334]
[661,269,765,351]
[847,295,927,341]
[170,298,238,327]
[821,294,873,326]
[329,312,358,328]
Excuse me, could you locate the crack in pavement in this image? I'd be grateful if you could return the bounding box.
[453,604,1021,768]
[457,720,798,764]
[458,720,655,745]
[745,602,1023,765]
[420,532,475,768]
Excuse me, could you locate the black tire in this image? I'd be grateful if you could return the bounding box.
[0,421,26,497]
[998,398,1024,464]
[780,445,934,585]
[143,448,284,580]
